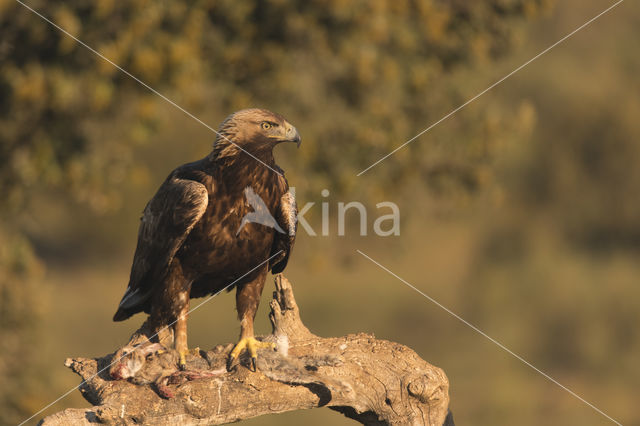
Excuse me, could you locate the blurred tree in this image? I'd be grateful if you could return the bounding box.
[0,229,45,424]
[0,0,555,215]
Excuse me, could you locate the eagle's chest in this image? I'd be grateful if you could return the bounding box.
[180,183,280,274]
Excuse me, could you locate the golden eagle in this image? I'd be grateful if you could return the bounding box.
[113,109,300,370]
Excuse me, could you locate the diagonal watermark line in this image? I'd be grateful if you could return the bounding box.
[357,0,624,176]
[356,249,622,425]
[13,0,283,177]
[18,251,282,426]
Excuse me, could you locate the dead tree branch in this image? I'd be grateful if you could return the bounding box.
[40,275,452,425]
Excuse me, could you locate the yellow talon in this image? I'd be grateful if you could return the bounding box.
[227,337,275,371]
[178,349,188,371]
[177,347,199,371]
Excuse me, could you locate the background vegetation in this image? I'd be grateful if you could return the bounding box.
[1,0,638,424]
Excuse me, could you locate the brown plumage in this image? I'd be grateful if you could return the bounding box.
[113,109,300,370]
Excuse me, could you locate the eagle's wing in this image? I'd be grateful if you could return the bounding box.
[269,175,297,274]
[113,176,209,321]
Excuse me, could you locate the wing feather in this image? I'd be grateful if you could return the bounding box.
[113,176,208,321]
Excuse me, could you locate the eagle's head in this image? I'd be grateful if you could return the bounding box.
[212,108,301,161]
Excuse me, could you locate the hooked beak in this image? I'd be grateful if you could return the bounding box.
[284,123,301,148]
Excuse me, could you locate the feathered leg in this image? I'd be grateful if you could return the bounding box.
[227,268,275,371]
[174,291,190,370]
[150,259,192,370]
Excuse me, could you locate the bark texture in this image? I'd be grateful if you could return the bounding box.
[40,275,451,425]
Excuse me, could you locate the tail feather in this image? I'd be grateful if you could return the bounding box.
[113,307,134,322]
[112,286,150,322]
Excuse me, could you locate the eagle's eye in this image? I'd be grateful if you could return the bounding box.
[261,122,272,130]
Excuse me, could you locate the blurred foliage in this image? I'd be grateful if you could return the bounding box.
[0,0,554,216]
[0,229,46,424]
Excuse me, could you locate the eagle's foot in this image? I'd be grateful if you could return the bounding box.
[227,337,276,372]
[178,350,187,371]
[176,347,200,371]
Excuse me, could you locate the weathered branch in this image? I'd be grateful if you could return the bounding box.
[40,276,452,425]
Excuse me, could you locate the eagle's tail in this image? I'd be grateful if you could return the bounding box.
[113,307,134,322]
[113,286,150,321]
